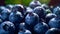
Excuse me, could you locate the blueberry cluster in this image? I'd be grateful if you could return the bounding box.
[0,0,60,34]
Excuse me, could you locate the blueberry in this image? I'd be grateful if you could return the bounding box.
[18,31,24,34]
[24,7,34,25]
[19,22,26,31]
[45,13,56,24]
[25,12,39,33]
[1,8,11,21]
[34,6,46,21]
[9,10,23,34]
[26,7,34,15]
[45,28,60,34]
[25,12,39,26]
[49,17,60,29]
[24,30,32,34]
[34,22,49,34]
[53,6,60,17]
[18,29,31,34]
[29,0,41,9]
[14,4,25,15]
[49,6,60,28]
[1,21,15,34]
[24,7,33,19]
[9,11,23,24]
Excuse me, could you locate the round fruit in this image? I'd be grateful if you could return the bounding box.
[29,0,41,9]
[45,13,56,23]
[14,4,25,15]
[1,8,11,21]
[18,29,31,34]
[24,7,34,22]
[26,7,33,14]
[34,22,49,34]
[49,17,60,29]
[53,6,60,17]
[1,21,15,34]
[45,28,60,34]
[25,12,39,32]
[25,12,39,26]
[9,11,23,24]
[34,6,46,20]
[1,21,15,31]
[19,22,26,30]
